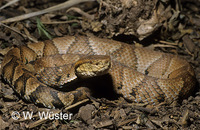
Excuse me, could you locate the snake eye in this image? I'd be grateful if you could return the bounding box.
[95,62,100,65]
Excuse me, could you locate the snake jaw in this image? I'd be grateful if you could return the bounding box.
[75,55,111,78]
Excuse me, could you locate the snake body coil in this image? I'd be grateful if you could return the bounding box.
[1,35,196,108]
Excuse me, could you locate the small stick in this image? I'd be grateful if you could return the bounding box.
[41,19,80,25]
[149,44,177,49]
[66,7,94,20]
[0,22,37,42]
[0,0,19,10]
[157,40,178,46]
[1,0,95,23]
[64,99,90,111]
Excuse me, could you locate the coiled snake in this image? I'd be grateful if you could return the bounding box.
[1,35,196,108]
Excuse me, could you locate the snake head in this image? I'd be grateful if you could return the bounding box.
[75,55,111,78]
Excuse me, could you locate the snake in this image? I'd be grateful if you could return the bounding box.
[1,35,196,108]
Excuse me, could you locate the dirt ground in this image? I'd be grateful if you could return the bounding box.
[0,0,200,129]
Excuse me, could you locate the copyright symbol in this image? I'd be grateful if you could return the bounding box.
[11,111,20,120]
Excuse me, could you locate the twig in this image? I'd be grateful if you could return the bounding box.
[146,44,177,50]
[42,19,80,24]
[0,0,19,10]
[117,118,137,127]
[64,99,90,111]
[0,22,37,42]
[66,7,94,20]
[151,44,177,48]
[157,40,178,46]
[0,0,95,23]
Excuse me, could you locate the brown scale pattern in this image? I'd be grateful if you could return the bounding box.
[1,35,197,108]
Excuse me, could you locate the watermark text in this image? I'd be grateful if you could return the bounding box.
[11,111,73,120]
